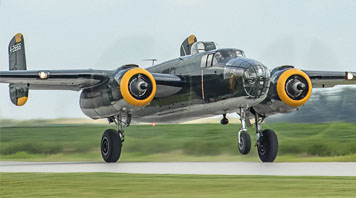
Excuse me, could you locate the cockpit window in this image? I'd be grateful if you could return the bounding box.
[215,50,244,63]
[206,49,245,67]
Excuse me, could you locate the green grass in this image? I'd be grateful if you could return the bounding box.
[1,173,356,198]
[1,123,356,162]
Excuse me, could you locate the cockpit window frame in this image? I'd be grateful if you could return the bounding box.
[206,53,214,67]
[202,49,246,68]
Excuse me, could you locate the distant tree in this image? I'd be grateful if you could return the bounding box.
[267,87,356,123]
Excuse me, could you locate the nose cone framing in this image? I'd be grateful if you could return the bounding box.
[226,58,271,98]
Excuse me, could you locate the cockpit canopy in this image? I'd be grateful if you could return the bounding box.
[214,49,245,63]
[204,49,246,67]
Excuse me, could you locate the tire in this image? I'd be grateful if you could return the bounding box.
[238,131,251,155]
[257,129,278,162]
[101,129,122,163]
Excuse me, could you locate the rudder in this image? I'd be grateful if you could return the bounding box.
[8,33,29,106]
[180,35,197,56]
[9,33,27,70]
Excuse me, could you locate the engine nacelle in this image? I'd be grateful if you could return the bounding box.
[253,66,312,116]
[80,66,157,119]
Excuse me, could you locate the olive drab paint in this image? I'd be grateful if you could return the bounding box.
[8,33,29,106]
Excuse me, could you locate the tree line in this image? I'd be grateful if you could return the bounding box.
[267,87,356,123]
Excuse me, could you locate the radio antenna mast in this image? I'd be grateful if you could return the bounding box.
[143,58,158,66]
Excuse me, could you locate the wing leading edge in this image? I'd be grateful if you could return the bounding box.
[0,69,111,91]
[303,70,356,88]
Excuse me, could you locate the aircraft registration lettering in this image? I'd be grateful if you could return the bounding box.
[10,43,21,53]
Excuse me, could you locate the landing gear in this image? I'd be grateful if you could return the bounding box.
[257,129,278,162]
[238,131,251,155]
[254,113,278,162]
[237,108,251,155]
[236,108,279,162]
[101,129,122,162]
[220,114,229,125]
[101,113,131,163]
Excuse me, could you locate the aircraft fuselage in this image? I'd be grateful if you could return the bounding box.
[79,48,271,122]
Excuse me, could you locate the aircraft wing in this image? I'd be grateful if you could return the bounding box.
[151,73,185,97]
[0,69,185,93]
[303,70,356,88]
[0,69,110,91]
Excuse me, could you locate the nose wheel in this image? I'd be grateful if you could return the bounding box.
[238,131,251,155]
[237,109,251,155]
[237,108,279,162]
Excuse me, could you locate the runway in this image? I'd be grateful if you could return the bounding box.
[1,161,356,176]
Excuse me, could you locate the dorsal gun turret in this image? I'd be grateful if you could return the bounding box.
[180,35,217,56]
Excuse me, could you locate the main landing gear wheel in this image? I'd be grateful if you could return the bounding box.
[238,131,251,155]
[257,129,278,162]
[101,129,122,163]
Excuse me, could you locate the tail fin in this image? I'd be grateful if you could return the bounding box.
[180,35,197,56]
[8,33,29,106]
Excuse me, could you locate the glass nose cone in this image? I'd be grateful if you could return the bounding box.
[242,62,270,98]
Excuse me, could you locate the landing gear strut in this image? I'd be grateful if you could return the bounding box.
[254,112,278,162]
[237,108,251,155]
[237,108,279,162]
[101,113,131,163]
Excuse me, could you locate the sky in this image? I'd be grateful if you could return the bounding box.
[0,0,356,120]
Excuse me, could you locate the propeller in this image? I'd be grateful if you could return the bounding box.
[285,75,309,100]
[128,74,151,99]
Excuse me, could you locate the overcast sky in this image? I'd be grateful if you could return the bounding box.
[0,0,356,120]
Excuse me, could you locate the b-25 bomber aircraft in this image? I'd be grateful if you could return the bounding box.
[1,34,355,162]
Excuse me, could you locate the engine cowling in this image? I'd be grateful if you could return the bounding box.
[252,66,312,116]
[276,68,312,107]
[119,68,156,107]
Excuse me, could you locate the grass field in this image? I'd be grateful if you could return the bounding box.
[1,122,356,162]
[0,173,355,197]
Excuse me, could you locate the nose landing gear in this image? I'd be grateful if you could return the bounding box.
[237,108,279,162]
[238,131,251,155]
[237,108,251,155]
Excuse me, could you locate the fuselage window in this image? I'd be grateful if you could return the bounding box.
[206,54,214,67]
[206,53,219,67]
